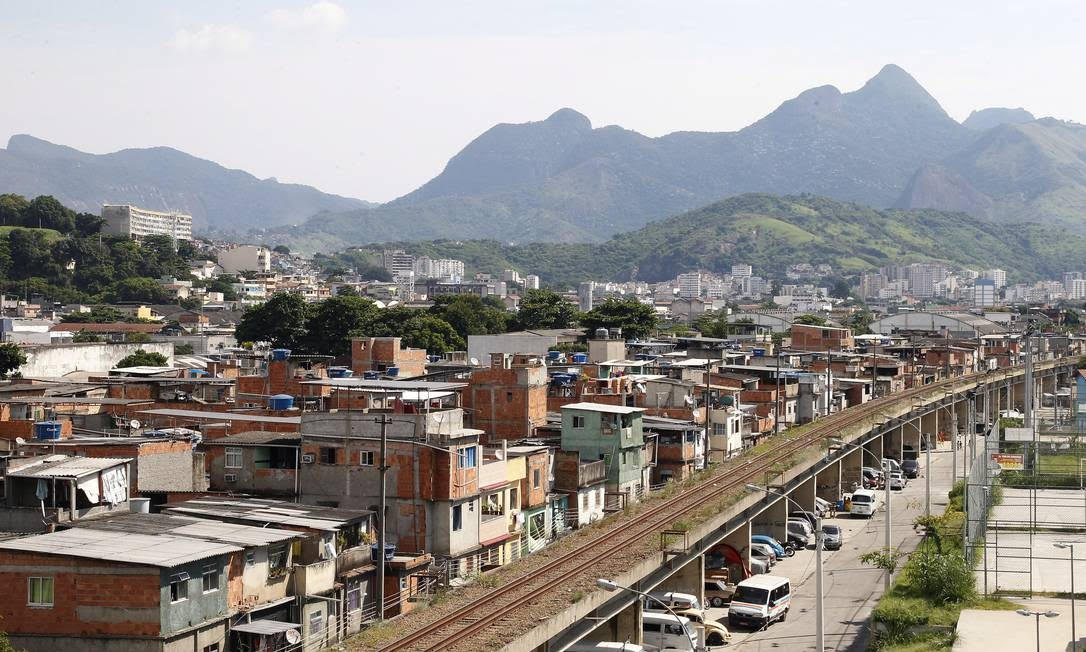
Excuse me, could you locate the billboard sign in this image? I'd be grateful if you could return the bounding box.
[991,453,1024,470]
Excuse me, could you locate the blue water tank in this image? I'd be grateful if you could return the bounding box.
[370,543,396,562]
[328,367,350,378]
[385,366,399,377]
[546,350,561,361]
[572,353,589,364]
[268,394,294,410]
[271,349,291,361]
[34,421,62,440]
[753,348,766,357]
[363,371,381,380]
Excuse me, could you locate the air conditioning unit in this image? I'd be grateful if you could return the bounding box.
[301,453,315,464]
[224,473,238,483]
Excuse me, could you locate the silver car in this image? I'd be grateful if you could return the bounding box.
[821,524,842,550]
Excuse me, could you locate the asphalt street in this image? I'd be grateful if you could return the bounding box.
[712,444,964,651]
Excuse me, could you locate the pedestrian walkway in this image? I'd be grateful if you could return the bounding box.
[955,597,1084,652]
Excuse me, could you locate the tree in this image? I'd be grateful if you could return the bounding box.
[516,289,580,330]
[844,308,874,335]
[108,277,170,304]
[175,343,195,354]
[23,195,75,232]
[74,213,106,236]
[273,245,291,255]
[693,310,732,338]
[0,342,27,378]
[400,314,466,353]
[72,330,101,343]
[429,295,510,340]
[302,295,379,356]
[829,278,852,299]
[115,349,168,368]
[127,333,152,343]
[0,193,29,226]
[61,306,125,323]
[580,296,658,340]
[235,292,311,348]
[793,314,828,326]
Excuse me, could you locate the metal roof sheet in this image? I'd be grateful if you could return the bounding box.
[560,402,645,415]
[231,620,301,635]
[299,378,466,391]
[7,456,131,479]
[0,528,241,567]
[73,513,302,546]
[138,408,301,424]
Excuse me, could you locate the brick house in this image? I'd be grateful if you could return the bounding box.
[464,353,548,443]
[351,337,427,378]
[790,323,855,351]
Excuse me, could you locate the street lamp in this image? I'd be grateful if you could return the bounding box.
[595,578,701,652]
[1016,608,1059,652]
[744,483,824,652]
[1054,541,1081,651]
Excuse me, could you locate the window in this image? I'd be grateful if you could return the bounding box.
[27,577,53,607]
[202,645,220,652]
[509,487,518,508]
[346,580,362,612]
[268,543,288,574]
[532,468,541,489]
[506,391,513,402]
[320,447,337,464]
[169,573,189,602]
[452,504,463,531]
[202,563,219,593]
[245,550,256,566]
[359,450,375,466]
[457,446,477,469]
[309,610,324,634]
[572,415,585,429]
[581,493,588,510]
[621,451,628,466]
[225,447,243,468]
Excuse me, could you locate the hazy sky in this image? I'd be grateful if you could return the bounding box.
[1,1,1083,202]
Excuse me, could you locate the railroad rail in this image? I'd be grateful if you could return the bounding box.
[376,358,1071,651]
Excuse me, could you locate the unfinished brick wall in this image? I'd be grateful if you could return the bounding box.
[0,551,161,638]
[350,337,427,378]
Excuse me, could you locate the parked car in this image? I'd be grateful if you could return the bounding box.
[668,607,732,646]
[789,510,820,531]
[750,542,777,566]
[901,459,919,478]
[646,591,703,612]
[787,519,812,548]
[882,458,902,474]
[752,534,791,558]
[902,445,918,461]
[821,524,842,550]
[748,556,770,574]
[642,612,697,651]
[889,470,907,490]
[704,578,736,607]
[568,642,656,652]
[861,467,884,489]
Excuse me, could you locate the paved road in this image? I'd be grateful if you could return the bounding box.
[712,444,965,652]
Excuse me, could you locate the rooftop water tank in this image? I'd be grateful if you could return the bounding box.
[753,348,766,357]
[271,349,291,361]
[129,498,151,513]
[328,367,350,378]
[385,366,399,377]
[546,350,562,361]
[572,353,589,364]
[363,371,381,380]
[268,394,294,410]
[34,421,62,440]
[594,328,609,339]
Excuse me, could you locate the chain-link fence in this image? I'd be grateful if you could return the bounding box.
[970,425,1086,597]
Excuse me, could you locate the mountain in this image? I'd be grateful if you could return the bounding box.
[331,194,1085,286]
[963,107,1035,131]
[0,135,369,232]
[895,118,1086,227]
[299,64,977,246]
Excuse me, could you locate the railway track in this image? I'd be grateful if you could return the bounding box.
[376,359,1070,651]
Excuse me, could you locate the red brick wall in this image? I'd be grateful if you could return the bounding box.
[521,451,548,508]
[0,551,161,637]
[351,337,428,378]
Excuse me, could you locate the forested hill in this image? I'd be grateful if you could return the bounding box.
[331,194,1086,286]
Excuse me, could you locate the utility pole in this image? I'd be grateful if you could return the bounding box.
[775,349,782,435]
[952,402,959,484]
[374,415,391,621]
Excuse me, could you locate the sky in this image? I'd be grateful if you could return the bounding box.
[1,1,1084,202]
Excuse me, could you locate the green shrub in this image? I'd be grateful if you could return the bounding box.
[904,548,976,604]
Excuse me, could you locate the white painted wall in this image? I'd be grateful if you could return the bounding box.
[18,342,175,377]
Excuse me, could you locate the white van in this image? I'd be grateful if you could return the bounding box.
[642,611,697,650]
[567,642,651,652]
[850,488,877,517]
[727,574,791,630]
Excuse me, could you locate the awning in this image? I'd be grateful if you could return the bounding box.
[231,620,301,635]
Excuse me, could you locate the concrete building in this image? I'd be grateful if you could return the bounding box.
[578,281,596,312]
[731,264,752,278]
[560,403,647,504]
[973,278,997,307]
[677,272,702,299]
[790,323,855,351]
[467,329,583,365]
[523,275,540,290]
[101,204,193,241]
[983,268,1007,289]
[217,245,272,274]
[351,336,428,378]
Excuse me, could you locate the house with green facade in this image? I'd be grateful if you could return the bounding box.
[559,402,649,503]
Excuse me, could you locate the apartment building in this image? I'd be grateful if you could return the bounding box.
[559,403,648,504]
[217,245,272,274]
[464,353,548,442]
[101,204,193,241]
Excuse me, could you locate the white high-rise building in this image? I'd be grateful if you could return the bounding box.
[677,272,702,299]
[984,269,1007,289]
[1068,278,1086,300]
[731,264,753,278]
[101,205,192,241]
[973,279,996,307]
[523,275,540,290]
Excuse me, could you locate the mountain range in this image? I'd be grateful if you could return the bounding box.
[289,64,1086,248]
[0,135,367,232]
[336,194,1086,286]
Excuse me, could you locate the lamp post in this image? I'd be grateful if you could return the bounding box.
[1017,608,1059,652]
[595,578,701,652]
[1055,542,1080,651]
[744,483,824,652]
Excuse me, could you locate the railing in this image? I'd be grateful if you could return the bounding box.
[479,460,506,488]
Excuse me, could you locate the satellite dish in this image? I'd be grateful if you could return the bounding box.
[129,420,141,429]
[285,629,301,645]
[469,357,480,366]
[14,437,26,445]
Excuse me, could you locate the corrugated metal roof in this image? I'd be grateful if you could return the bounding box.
[231,620,301,635]
[0,528,241,567]
[560,402,645,415]
[299,378,466,391]
[138,408,301,424]
[7,455,131,479]
[164,497,371,532]
[73,513,301,546]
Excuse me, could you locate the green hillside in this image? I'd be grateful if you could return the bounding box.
[336,194,1086,286]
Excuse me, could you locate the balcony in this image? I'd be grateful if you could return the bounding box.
[480,512,509,543]
[294,558,336,595]
[554,458,606,491]
[479,460,507,489]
